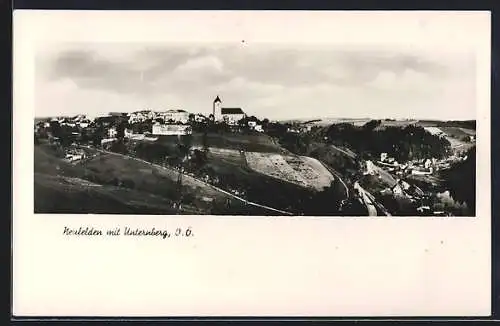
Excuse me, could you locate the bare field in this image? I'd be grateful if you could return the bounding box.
[445,137,475,154]
[245,152,335,191]
[207,147,245,165]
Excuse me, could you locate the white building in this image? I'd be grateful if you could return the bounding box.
[128,110,154,123]
[164,109,189,124]
[101,138,116,145]
[124,129,145,140]
[194,113,207,123]
[221,108,245,125]
[365,160,375,175]
[152,124,192,136]
[65,153,84,162]
[212,96,246,125]
[107,127,117,138]
[411,167,433,175]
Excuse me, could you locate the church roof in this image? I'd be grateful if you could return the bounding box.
[221,108,244,115]
[214,96,222,103]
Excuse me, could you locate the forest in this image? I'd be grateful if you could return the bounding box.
[320,120,452,162]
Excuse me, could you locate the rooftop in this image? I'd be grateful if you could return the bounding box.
[221,108,245,115]
[165,109,187,113]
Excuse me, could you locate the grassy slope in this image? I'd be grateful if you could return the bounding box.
[34,173,180,214]
[158,132,284,153]
[157,132,338,213]
[34,144,242,214]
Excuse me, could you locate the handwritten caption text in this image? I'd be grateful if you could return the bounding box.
[63,226,194,239]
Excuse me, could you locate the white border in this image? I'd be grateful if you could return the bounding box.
[13,11,491,317]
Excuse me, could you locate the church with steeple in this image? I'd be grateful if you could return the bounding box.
[213,95,222,121]
[212,95,246,125]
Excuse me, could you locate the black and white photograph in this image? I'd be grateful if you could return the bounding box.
[34,40,477,216]
[15,10,491,318]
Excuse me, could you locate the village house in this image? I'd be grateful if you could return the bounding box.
[77,120,91,128]
[364,160,376,175]
[107,127,118,138]
[59,118,76,128]
[128,110,157,124]
[164,109,190,124]
[64,148,86,162]
[124,128,145,140]
[391,180,411,196]
[194,113,207,123]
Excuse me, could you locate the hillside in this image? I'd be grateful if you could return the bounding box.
[34,143,254,214]
[128,132,349,215]
[34,173,180,214]
[157,131,284,153]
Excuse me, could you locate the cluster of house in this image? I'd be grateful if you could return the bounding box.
[36,95,268,148]
[287,124,313,134]
[375,150,469,177]
[376,152,436,176]
[381,178,425,199]
[128,109,191,124]
[35,115,93,131]
[63,148,87,162]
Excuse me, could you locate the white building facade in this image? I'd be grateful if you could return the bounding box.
[152,124,193,136]
[164,110,189,124]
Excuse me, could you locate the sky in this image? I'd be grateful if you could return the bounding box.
[35,42,477,121]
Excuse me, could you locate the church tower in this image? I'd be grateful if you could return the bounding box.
[213,95,222,121]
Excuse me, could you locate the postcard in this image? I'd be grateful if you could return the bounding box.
[13,10,491,317]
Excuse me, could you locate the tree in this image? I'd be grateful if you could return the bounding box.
[439,146,476,215]
[92,126,105,147]
[191,149,208,169]
[202,130,209,152]
[49,120,62,138]
[362,119,382,131]
[116,121,127,139]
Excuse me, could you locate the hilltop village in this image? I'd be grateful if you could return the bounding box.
[34,96,476,216]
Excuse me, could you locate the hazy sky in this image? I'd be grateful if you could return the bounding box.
[35,42,476,120]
